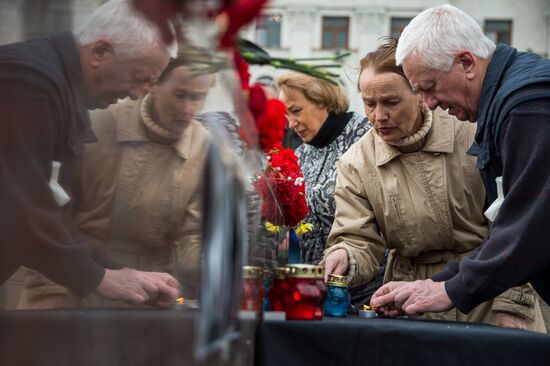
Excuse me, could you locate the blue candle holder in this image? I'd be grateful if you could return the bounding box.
[323,274,350,317]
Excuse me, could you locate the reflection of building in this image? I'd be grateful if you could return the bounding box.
[0,0,106,45]
[0,0,549,110]
[240,0,550,112]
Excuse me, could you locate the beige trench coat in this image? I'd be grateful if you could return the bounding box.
[325,108,545,332]
[21,97,210,307]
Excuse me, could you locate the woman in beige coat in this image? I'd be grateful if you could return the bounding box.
[322,40,545,332]
[20,55,213,308]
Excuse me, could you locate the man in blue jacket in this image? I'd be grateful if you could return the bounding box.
[371,4,550,321]
[0,0,179,306]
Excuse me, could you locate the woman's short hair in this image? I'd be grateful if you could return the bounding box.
[74,0,173,61]
[396,4,495,71]
[358,38,408,91]
[277,72,349,114]
[156,47,215,84]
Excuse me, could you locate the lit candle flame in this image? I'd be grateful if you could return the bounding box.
[176,297,185,304]
[363,304,371,311]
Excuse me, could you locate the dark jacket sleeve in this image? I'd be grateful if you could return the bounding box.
[432,245,482,282]
[0,81,105,297]
[444,99,550,313]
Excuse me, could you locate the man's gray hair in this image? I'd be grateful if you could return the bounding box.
[75,0,174,60]
[396,4,496,71]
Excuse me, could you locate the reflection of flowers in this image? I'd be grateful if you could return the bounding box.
[237,56,287,153]
[233,45,311,232]
[234,52,251,91]
[218,0,269,48]
[132,0,269,47]
[253,148,309,227]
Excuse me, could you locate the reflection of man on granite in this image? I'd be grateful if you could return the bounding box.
[0,0,179,306]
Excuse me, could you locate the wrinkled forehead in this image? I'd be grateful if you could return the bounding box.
[402,61,438,91]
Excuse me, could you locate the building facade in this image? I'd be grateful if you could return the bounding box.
[241,0,550,111]
[0,0,549,109]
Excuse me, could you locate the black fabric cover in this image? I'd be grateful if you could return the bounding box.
[256,316,550,366]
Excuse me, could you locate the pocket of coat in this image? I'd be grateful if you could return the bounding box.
[389,195,413,246]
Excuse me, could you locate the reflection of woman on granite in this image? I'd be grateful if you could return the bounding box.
[21,56,214,308]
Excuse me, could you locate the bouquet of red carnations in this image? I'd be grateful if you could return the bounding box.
[253,147,308,227]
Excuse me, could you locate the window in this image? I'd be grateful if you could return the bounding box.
[23,0,72,39]
[390,17,413,40]
[485,20,512,45]
[322,17,349,50]
[256,14,282,49]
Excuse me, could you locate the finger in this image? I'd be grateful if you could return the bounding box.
[395,288,414,310]
[319,260,330,282]
[154,280,179,302]
[140,278,159,302]
[323,261,336,282]
[371,286,388,303]
[155,272,180,289]
[370,287,397,308]
[403,302,425,316]
[127,292,147,305]
[335,261,348,275]
[380,308,402,318]
[154,298,173,308]
[386,309,403,317]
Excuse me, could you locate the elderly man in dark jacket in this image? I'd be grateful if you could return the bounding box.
[0,0,178,306]
[370,4,550,324]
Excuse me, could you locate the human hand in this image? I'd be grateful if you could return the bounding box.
[495,312,527,330]
[319,249,348,282]
[370,279,454,317]
[369,281,409,317]
[95,268,180,306]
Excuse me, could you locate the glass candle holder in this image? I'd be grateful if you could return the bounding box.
[283,264,326,320]
[268,267,289,311]
[323,274,350,317]
[240,266,264,312]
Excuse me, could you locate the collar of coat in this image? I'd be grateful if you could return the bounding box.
[114,97,197,160]
[374,108,455,167]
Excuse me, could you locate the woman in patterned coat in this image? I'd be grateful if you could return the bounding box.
[277,72,371,264]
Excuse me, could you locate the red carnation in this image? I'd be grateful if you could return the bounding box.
[254,148,308,227]
[256,99,287,152]
[248,83,267,121]
[233,51,251,91]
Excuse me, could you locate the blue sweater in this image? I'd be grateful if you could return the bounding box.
[434,44,550,312]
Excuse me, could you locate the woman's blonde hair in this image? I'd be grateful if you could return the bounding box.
[277,72,349,114]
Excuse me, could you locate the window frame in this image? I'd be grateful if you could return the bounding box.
[484,19,513,45]
[389,17,413,40]
[321,16,350,50]
[255,13,282,49]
